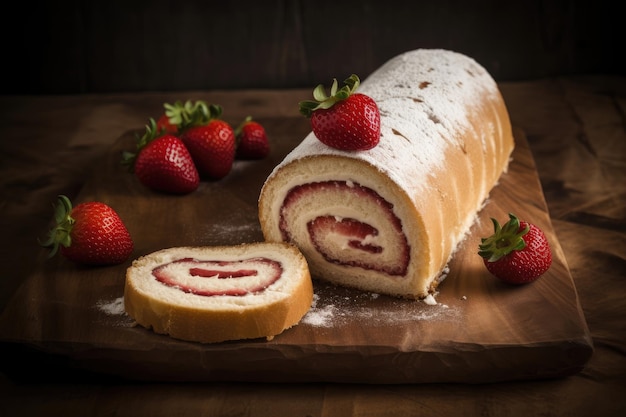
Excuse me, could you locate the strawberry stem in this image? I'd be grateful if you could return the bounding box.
[164,100,223,131]
[233,115,253,149]
[39,195,75,258]
[234,115,253,138]
[299,74,361,117]
[478,213,529,262]
[121,117,161,170]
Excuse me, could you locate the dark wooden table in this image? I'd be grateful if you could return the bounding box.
[1,76,624,416]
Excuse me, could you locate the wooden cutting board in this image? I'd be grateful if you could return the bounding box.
[0,120,593,384]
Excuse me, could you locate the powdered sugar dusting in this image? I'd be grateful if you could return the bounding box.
[208,222,259,236]
[301,285,459,328]
[273,49,499,193]
[95,296,136,327]
[192,219,262,244]
[97,296,125,315]
[301,294,336,327]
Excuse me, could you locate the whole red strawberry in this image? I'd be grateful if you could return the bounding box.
[173,101,236,179]
[41,195,134,266]
[299,74,380,151]
[234,116,270,159]
[123,118,199,194]
[181,120,235,179]
[478,213,552,284]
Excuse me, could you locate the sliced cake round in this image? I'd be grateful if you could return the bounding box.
[124,242,313,343]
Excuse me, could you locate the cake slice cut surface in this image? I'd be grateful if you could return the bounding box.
[124,242,313,343]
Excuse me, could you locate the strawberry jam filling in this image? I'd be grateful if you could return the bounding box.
[152,257,282,296]
[280,181,409,276]
[308,216,383,254]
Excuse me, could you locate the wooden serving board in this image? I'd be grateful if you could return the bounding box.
[0,121,593,384]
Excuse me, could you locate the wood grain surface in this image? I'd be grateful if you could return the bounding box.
[0,124,593,384]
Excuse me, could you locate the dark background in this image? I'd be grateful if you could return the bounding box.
[2,0,623,95]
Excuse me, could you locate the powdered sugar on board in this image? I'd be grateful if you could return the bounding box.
[96,297,125,316]
[301,282,460,328]
[95,297,135,327]
[94,288,462,334]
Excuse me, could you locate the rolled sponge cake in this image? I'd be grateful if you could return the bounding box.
[124,243,313,343]
[258,49,514,299]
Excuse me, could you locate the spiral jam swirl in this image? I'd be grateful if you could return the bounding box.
[279,181,409,276]
[152,257,282,296]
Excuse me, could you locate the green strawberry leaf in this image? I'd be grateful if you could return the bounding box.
[299,74,362,117]
[478,213,529,262]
